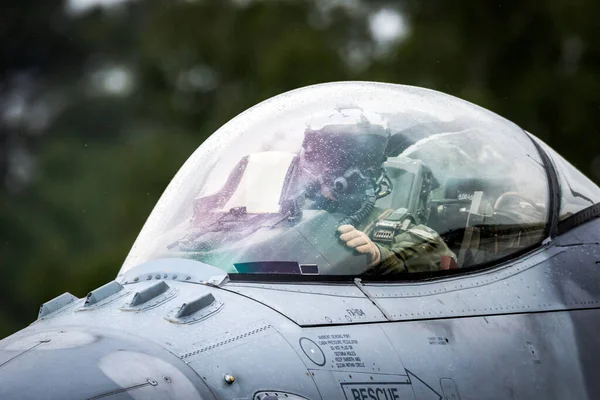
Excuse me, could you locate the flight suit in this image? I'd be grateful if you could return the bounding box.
[360,208,456,275]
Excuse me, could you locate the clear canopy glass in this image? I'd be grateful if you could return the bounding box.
[531,136,600,220]
[121,82,551,277]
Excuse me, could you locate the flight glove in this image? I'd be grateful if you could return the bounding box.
[338,224,381,267]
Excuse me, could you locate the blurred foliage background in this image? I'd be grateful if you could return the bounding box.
[1,0,599,336]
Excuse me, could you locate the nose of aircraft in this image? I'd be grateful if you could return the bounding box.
[0,328,213,400]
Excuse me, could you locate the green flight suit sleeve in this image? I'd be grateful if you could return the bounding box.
[367,224,455,275]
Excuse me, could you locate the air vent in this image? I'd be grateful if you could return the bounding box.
[38,292,79,319]
[131,281,169,306]
[83,281,126,308]
[121,281,177,312]
[165,293,224,324]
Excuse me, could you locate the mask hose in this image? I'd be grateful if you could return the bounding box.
[339,188,376,227]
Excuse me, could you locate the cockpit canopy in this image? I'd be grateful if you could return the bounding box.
[121,82,600,278]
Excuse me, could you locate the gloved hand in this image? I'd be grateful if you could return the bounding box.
[338,224,381,267]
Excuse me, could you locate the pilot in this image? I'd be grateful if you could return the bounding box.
[299,108,456,275]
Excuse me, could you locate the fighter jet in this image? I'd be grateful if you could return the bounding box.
[2,82,600,400]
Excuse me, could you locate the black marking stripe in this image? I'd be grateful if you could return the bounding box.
[0,340,49,369]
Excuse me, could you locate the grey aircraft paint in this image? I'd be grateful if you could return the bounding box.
[1,82,600,400]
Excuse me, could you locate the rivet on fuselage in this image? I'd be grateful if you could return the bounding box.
[224,374,235,384]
